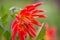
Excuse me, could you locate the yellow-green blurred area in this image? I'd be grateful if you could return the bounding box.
[0,0,60,40]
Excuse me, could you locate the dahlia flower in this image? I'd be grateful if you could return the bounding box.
[11,2,47,40]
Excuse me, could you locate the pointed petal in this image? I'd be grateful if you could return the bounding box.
[25,2,44,11]
[31,19,42,27]
[21,28,27,38]
[33,2,44,7]
[25,28,35,38]
[31,10,38,14]
[28,24,36,37]
[17,25,25,40]
[36,10,45,12]
[23,30,27,38]
[25,26,34,38]
[25,4,35,11]
[32,14,47,18]
[11,20,17,29]
[24,23,36,38]
[18,31,24,40]
[11,27,17,40]
[29,24,36,32]
[31,10,45,14]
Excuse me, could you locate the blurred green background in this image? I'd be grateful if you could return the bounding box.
[0,0,60,40]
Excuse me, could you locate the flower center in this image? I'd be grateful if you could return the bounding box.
[20,15,32,22]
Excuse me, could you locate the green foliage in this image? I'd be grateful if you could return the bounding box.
[27,36,32,40]
[0,26,4,36]
[36,24,46,40]
[1,14,8,21]
[1,14,8,26]
[3,31,11,40]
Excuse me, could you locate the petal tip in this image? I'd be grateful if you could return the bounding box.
[33,2,44,7]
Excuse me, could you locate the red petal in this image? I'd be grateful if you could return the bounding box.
[17,25,24,40]
[20,9,27,15]
[15,14,21,20]
[23,30,27,38]
[33,2,44,7]
[32,10,45,14]
[24,23,36,38]
[25,27,35,38]
[32,14,47,18]
[11,27,17,40]
[36,10,45,12]
[31,10,38,14]
[28,25,36,37]
[25,5,35,11]
[31,19,42,27]
[29,24,36,32]
[22,29,27,38]
[11,20,17,29]
[18,31,24,40]
[26,29,34,38]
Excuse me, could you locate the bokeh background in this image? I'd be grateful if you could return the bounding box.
[0,0,60,40]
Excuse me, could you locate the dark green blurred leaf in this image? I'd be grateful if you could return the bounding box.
[1,14,8,21]
[3,31,11,40]
[36,24,46,40]
[10,15,15,19]
[1,14,8,26]
[27,36,32,40]
[16,35,19,40]
[2,21,8,26]
[0,26,4,36]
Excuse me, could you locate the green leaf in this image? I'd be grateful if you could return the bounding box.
[27,36,32,40]
[16,35,19,40]
[1,14,8,26]
[0,26,4,36]
[3,31,11,40]
[1,14,8,21]
[3,21,8,26]
[36,23,46,40]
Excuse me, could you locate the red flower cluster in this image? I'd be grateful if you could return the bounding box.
[11,2,47,40]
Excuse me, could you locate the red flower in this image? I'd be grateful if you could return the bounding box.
[44,23,57,40]
[11,2,47,40]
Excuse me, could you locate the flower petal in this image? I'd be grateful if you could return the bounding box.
[11,20,17,29]
[32,14,47,18]
[28,24,36,37]
[36,10,45,12]
[18,31,24,40]
[21,28,27,38]
[24,23,36,38]
[25,5,35,11]
[29,24,36,32]
[31,19,42,27]
[23,30,27,38]
[11,27,17,40]
[33,2,44,7]
[24,26,34,38]
[31,10,45,14]
[15,14,21,20]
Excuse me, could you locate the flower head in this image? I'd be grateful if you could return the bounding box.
[11,2,47,40]
[44,23,57,40]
